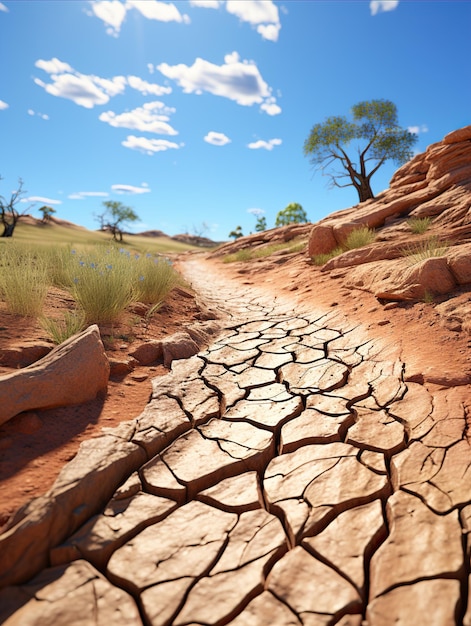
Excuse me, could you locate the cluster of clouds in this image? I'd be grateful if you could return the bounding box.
[23,182,152,206]
[32,52,282,155]
[90,0,281,42]
[4,0,403,204]
[3,0,402,160]
[90,1,399,41]
[33,51,280,116]
[408,124,429,135]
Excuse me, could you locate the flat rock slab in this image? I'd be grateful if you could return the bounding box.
[2,257,471,625]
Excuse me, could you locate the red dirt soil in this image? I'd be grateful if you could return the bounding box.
[1,250,470,532]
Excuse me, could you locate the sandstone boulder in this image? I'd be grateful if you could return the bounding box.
[161,331,200,367]
[345,256,456,301]
[0,325,109,425]
[308,224,337,257]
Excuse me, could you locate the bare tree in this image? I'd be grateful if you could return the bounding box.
[0,177,29,237]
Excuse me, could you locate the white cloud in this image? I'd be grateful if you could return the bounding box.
[92,75,127,97]
[0,3,9,12]
[257,23,280,42]
[0,100,8,110]
[204,131,231,146]
[247,138,282,150]
[126,0,189,23]
[21,196,62,205]
[408,124,429,135]
[190,0,222,8]
[122,135,182,154]
[247,207,265,216]
[260,98,281,116]
[226,0,280,40]
[34,73,114,109]
[68,191,109,199]
[34,59,142,108]
[90,0,189,35]
[370,1,399,16]
[158,52,280,113]
[127,75,172,96]
[111,183,150,194]
[90,1,127,35]
[27,109,49,120]
[100,101,178,135]
[35,57,73,74]
[226,0,278,24]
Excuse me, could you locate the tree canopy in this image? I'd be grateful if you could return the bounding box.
[275,203,308,227]
[228,225,243,240]
[255,216,267,232]
[39,205,56,223]
[303,99,418,203]
[99,200,139,242]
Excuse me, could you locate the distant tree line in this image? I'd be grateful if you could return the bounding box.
[229,203,308,240]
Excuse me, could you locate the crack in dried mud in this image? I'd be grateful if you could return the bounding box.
[1,257,471,624]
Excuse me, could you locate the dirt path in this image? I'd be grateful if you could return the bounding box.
[1,257,471,625]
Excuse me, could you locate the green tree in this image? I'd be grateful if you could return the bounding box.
[255,216,267,232]
[275,203,308,227]
[228,225,243,240]
[39,205,56,223]
[303,99,417,203]
[99,200,139,242]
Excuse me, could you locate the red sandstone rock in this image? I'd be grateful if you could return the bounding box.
[305,125,471,302]
[0,325,109,425]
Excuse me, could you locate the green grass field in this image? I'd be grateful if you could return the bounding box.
[0,219,201,340]
[4,219,201,255]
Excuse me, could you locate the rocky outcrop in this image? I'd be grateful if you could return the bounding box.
[306,125,471,302]
[209,222,313,258]
[0,325,109,425]
[308,125,471,257]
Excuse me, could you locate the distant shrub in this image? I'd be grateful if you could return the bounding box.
[343,226,376,250]
[311,248,343,266]
[402,236,448,264]
[0,244,49,316]
[222,249,253,263]
[223,239,307,263]
[407,216,432,234]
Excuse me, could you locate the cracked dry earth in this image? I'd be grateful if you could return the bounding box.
[1,258,471,625]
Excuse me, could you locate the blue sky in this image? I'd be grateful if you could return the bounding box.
[1,1,470,240]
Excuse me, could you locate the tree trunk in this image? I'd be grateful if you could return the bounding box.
[357,177,375,203]
[1,223,15,237]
